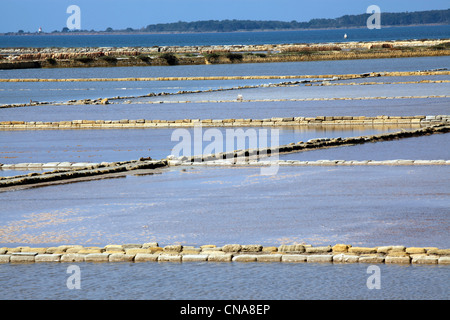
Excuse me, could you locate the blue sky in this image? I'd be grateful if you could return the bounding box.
[0,0,448,33]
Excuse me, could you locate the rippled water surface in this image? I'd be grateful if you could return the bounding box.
[1,54,449,301]
[0,262,448,300]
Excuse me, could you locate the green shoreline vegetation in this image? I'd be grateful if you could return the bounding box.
[1,40,449,70]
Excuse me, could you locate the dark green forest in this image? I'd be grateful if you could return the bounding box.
[136,9,449,33]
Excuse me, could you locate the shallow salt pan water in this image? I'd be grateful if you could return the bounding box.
[279,133,450,161]
[140,81,450,103]
[0,262,448,300]
[1,98,449,123]
[0,78,293,105]
[0,165,448,248]
[0,126,409,166]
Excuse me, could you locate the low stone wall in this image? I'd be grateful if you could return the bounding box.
[0,159,166,189]
[3,95,450,109]
[1,243,448,265]
[2,159,448,178]
[177,159,450,167]
[1,70,449,82]
[1,124,448,188]
[166,124,449,164]
[1,115,449,130]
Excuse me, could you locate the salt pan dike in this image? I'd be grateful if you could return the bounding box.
[1,123,448,188]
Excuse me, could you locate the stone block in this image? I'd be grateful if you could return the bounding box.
[58,245,83,252]
[222,244,242,252]
[232,255,258,262]
[182,255,209,262]
[333,254,359,263]
[104,245,124,251]
[163,245,183,253]
[21,247,49,254]
[412,256,438,264]
[105,248,125,254]
[427,248,450,255]
[358,255,385,264]
[182,248,202,255]
[307,255,333,263]
[376,246,392,253]
[125,248,153,255]
[85,253,110,263]
[385,256,411,264]
[158,254,182,262]
[332,244,351,253]
[241,245,263,252]
[134,253,159,262]
[257,254,282,262]
[142,242,159,248]
[348,247,377,254]
[438,257,450,264]
[406,247,426,254]
[78,248,103,254]
[262,246,278,253]
[278,244,305,253]
[305,246,332,253]
[387,251,409,257]
[207,253,233,262]
[35,254,61,262]
[108,254,135,262]
[10,254,35,263]
[122,244,142,249]
[201,247,222,253]
[0,255,11,263]
[281,255,308,263]
[390,246,406,252]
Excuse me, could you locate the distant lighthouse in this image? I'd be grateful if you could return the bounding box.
[38,27,42,33]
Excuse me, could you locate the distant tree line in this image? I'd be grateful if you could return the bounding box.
[138,9,449,33]
[9,8,449,34]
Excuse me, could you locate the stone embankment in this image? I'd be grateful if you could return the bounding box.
[0,159,166,189]
[1,39,448,69]
[1,243,449,265]
[1,70,448,82]
[2,159,448,176]
[167,123,449,163]
[1,115,448,130]
[1,39,446,58]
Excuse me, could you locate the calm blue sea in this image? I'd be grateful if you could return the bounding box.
[0,25,449,48]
